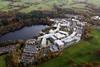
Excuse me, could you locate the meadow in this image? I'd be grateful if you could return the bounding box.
[0,0,100,13]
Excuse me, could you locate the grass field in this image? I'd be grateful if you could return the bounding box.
[88,0,100,7]
[0,0,100,13]
[0,55,6,67]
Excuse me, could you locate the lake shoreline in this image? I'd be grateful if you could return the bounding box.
[0,25,48,41]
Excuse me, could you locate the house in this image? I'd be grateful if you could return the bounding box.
[59,31,69,36]
[49,44,59,52]
[25,39,36,45]
[21,44,37,63]
[54,33,66,39]
[54,40,64,49]
[21,39,38,64]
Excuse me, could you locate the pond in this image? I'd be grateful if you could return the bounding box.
[0,25,48,41]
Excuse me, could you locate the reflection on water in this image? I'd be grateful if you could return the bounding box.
[0,25,48,41]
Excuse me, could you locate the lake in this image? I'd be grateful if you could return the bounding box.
[0,25,48,41]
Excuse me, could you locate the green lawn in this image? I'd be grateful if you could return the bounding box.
[88,0,100,7]
[0,55,6,67]
[38,29,100,67]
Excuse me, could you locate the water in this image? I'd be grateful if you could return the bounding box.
[0,25,48,41]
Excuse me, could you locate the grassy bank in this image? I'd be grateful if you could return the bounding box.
[0,55,6,67]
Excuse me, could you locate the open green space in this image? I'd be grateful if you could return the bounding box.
[0,55,6,67]
[0,0,100,13]
[88,0,100,7]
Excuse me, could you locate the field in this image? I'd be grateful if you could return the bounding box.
[0,55,6,67]
[0,0,100,13]
[88,0,100,7]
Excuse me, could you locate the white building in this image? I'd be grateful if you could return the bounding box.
[54,40,64,49]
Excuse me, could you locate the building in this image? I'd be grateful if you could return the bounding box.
[20,17,86,65]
